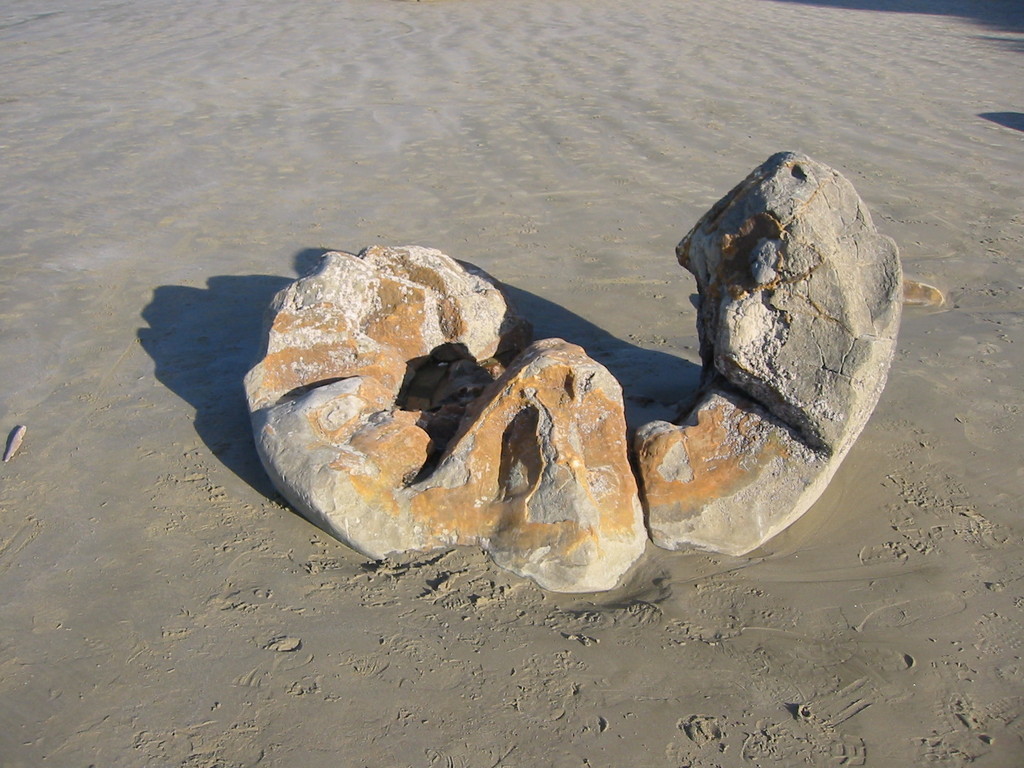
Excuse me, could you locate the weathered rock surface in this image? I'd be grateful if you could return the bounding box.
[245,246,646,592]
[637,152,902,555]
[636,392,827,555]
[412,338,646,593]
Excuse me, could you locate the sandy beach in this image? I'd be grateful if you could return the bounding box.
[2,0,1023,765]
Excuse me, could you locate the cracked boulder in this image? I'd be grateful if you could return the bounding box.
[637,152,902,555]
[244,246,646,592]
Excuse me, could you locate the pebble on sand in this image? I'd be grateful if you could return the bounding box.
[3,425,27,463]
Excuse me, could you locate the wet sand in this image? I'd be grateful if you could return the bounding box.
[1,1,1023,765]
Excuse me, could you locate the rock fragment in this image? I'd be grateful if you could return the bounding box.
[637,152,902,555]
[421,338,646,593]
[245,246,645,592]
[902,278,944,307]
[637,391,827,555]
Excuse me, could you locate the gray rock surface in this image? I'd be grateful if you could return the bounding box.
[637,152,902,554]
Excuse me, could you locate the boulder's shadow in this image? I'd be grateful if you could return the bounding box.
[138,249,701,495]
[979,111,1024,132]
[760,0,1024,47]
[138,272,294,496]
[498,284,701,429]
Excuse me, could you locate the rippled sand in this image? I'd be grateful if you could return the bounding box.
[2,1,1022,765]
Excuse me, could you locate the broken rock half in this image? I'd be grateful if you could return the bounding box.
[637,152,902,555]
[244,246,646,592]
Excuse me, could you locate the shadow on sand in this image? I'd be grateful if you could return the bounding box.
[979,111,1024,132]
[497,284,701,428]
[762,0,1024,48]
[138,249,701,494]
[138,273,293,496]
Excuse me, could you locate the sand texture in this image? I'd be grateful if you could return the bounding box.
[2,1,1023,766]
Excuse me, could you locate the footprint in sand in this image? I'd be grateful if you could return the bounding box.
[952,507,1008,549]
[973,611,1024,656]
[264,635,302,652]
[856,592,966,632]
[858,541,910,565]
[795,678,876,729]
[679,714,725,747]
[741,721,867,766]
[916,692,1004,764]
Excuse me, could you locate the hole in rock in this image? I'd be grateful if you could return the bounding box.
[720,213,784,293]
[396,342,506,485]
[497,406,544,503]
[791,164,807,181]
